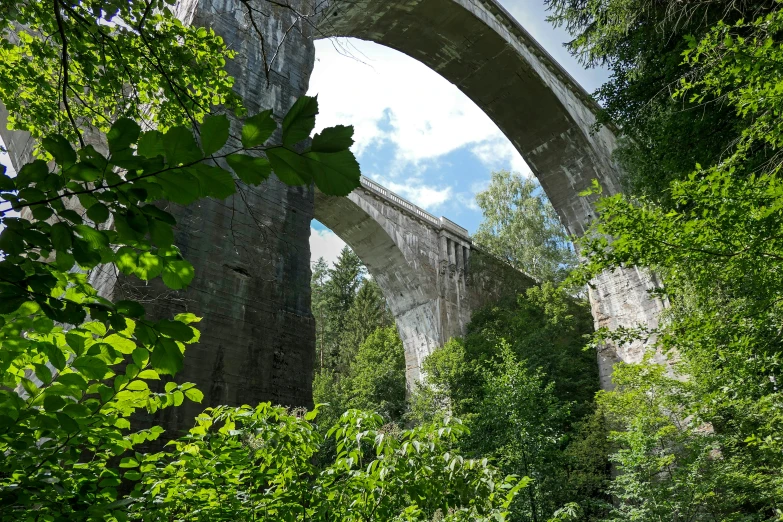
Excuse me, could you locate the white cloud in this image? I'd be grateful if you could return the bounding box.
[310,227,346,266]
[309,39,514,170]
[471,139,532,177]
[370,174,453,211]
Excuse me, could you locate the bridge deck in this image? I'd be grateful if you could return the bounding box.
[358,176,471,241]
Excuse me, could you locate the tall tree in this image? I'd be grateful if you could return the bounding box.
[338,278,393,371]
[410,286,610,521]
[567,5,783,518]
[311,256,330,370]
[345,325,407,422]
[474,171,577,283]
[320,246,365,371]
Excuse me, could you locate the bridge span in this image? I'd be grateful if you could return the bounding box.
[316,176,534,383]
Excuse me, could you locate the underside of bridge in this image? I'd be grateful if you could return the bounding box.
[0,0,665,437]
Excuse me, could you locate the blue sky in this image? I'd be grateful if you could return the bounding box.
[309,0,609,265]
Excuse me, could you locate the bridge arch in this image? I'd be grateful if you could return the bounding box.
[315,177,523,383]
[314,0,665,386]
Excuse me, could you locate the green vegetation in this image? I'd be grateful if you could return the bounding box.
[548,0,783,519]
[474,171,577,283]
[411,286,610,521]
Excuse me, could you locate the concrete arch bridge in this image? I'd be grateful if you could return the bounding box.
[316,176,534,384]
[0,0,667,435]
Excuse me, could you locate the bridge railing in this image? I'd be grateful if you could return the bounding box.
[359,176,470,241]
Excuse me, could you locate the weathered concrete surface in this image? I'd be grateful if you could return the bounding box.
[315,177,534,384]
[142,0,319,434]
[316,0,665,387]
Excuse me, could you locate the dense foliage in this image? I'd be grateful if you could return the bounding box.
[546,0,779,201]
[554,0,783,519]
[14,0,783,518]
[0,93,364,518]
[411,285,610,521]
[129,405,524,521]
[311,247,393,374]
[0,0,239,147]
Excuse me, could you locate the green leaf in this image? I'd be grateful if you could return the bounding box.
[201,114,231,155]
[74,225,109,249]
[151,337,184,376]
[51,222,73,251]
[68,162,102,182]
[282,96,318,146]
[164,126,202,166]
[119,457,139,468]
[266,147,313,186]
[16,160,48,186]
[0,166,13,191]
[0,228,24,256]
[72,356,110,380]
[116,300,145,318]
[135,252,163,280]
[242,110,276,148]
[59,209,83,224]
[72,239,102,268]
[155,169,201,205]
[115,246,138,275]
[311,125,354,153]
[306,150,361,196]
[131,347,150,367]
[226,154,272,185]
[0,296,25,315]
[42,134,77,168]
[44,343,67,371]
[140,205,176,225]
[162,260,194,289]
[183,387,204,403]
[137,130,165,158]
[34,363,53,385]
[149,218,174,248]
[124,471,142,481]
[86,202,110,224]
[57,373,88,390]
[156,319,196,342]
[43,394,66,412]
[78,145,108,171]
[191,163,236,199]
[138,369,160,380]
[54,250,75,271]
[56,412,80,434]
[31,205,54,221]
[107,118,141,154]
[174,312,201,324]
[104,334,137,354]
